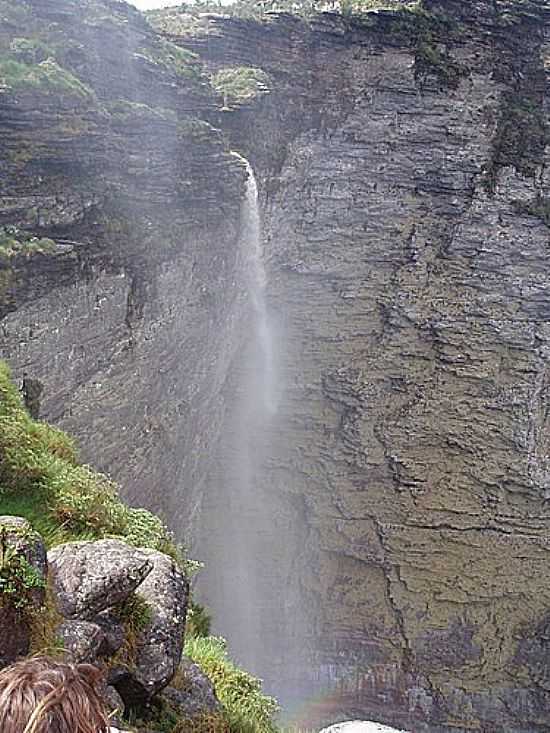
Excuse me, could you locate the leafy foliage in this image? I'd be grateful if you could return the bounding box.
[184,636,279,733]
[146,0,421,23]
[186,600,212,638]
[0,530,44,610]
[137,38,204,81]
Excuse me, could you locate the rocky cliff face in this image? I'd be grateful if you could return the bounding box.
[0,0,249,530]
[163,2,550,730]
[4,0,550,731]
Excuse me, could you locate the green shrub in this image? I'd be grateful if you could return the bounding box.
[184,636,279,733]
[0,529,44,610]
[211,67,271,110]
[0,226,57,260]
[186,600,212,638]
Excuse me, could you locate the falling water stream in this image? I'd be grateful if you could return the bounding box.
[238,154,277,417]
[197,154,280,681]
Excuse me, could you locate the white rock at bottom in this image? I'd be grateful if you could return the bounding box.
[319,721,410,733]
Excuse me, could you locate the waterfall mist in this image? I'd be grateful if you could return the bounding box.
[194,155,314,709]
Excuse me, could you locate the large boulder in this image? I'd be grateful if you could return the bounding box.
[48,539,153,619]
[115,550,189,704]
[94,609,126,657]
[0,516,47,667]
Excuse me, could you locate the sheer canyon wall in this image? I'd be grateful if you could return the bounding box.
[3,0,550,731]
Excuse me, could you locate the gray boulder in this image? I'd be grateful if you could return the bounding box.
[115,550,189,704]
[48,539,153,619]
[94,609,126,657]
[57,620,105,663]
[101,684,125,726]
[0,516,47,667]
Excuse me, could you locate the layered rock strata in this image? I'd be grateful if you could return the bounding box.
[0,0,249,530]
[163,2,550,730]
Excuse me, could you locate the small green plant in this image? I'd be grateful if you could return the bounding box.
[137,38,203,82]
[0,56,93,97]
[0,226,56,261]
[0,361,184,560]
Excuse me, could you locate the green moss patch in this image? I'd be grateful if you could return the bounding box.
[137,38,204,82]
[486,95,549,191]
[0,226,56,262]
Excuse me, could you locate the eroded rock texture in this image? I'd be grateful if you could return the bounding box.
[167,1,550,730]
[0,0,249,530]
[4,0,550,730]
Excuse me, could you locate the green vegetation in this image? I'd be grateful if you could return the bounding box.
[486,96,549,190]
[146,0,421,23]
[107,100,178,124]
[184,636,279,733]
[137,38,204,82]
[212,67,271,110]
[0,226,56,261]
[0,360,179,556]
[128,696,230,733]
[0,528,44,610]
[514,195,550,227]
[186,600,212,638]
[0,56,93,97]
[109,593,154,673]
[9,37,53,64]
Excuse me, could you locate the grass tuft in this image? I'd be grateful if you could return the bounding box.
[184,636,279,733]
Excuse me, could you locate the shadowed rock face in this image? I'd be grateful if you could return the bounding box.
[164,1,550,729]
[0,0,249,530]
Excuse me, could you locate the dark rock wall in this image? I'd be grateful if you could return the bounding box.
[173,2,550,730]
[0,0,248,528]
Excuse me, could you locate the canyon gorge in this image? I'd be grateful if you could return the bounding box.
[2,0,550,730]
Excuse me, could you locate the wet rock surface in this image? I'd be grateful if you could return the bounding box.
[0,0,249,535]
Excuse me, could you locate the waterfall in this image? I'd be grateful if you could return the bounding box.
[197,154,279,678]
[236,154,276,416]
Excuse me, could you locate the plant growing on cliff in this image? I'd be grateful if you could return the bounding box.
[0,56,93,98]
[0,227,56,261]
[211,67,271,110]
[0,361,181,559]
[184,636,279,733]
